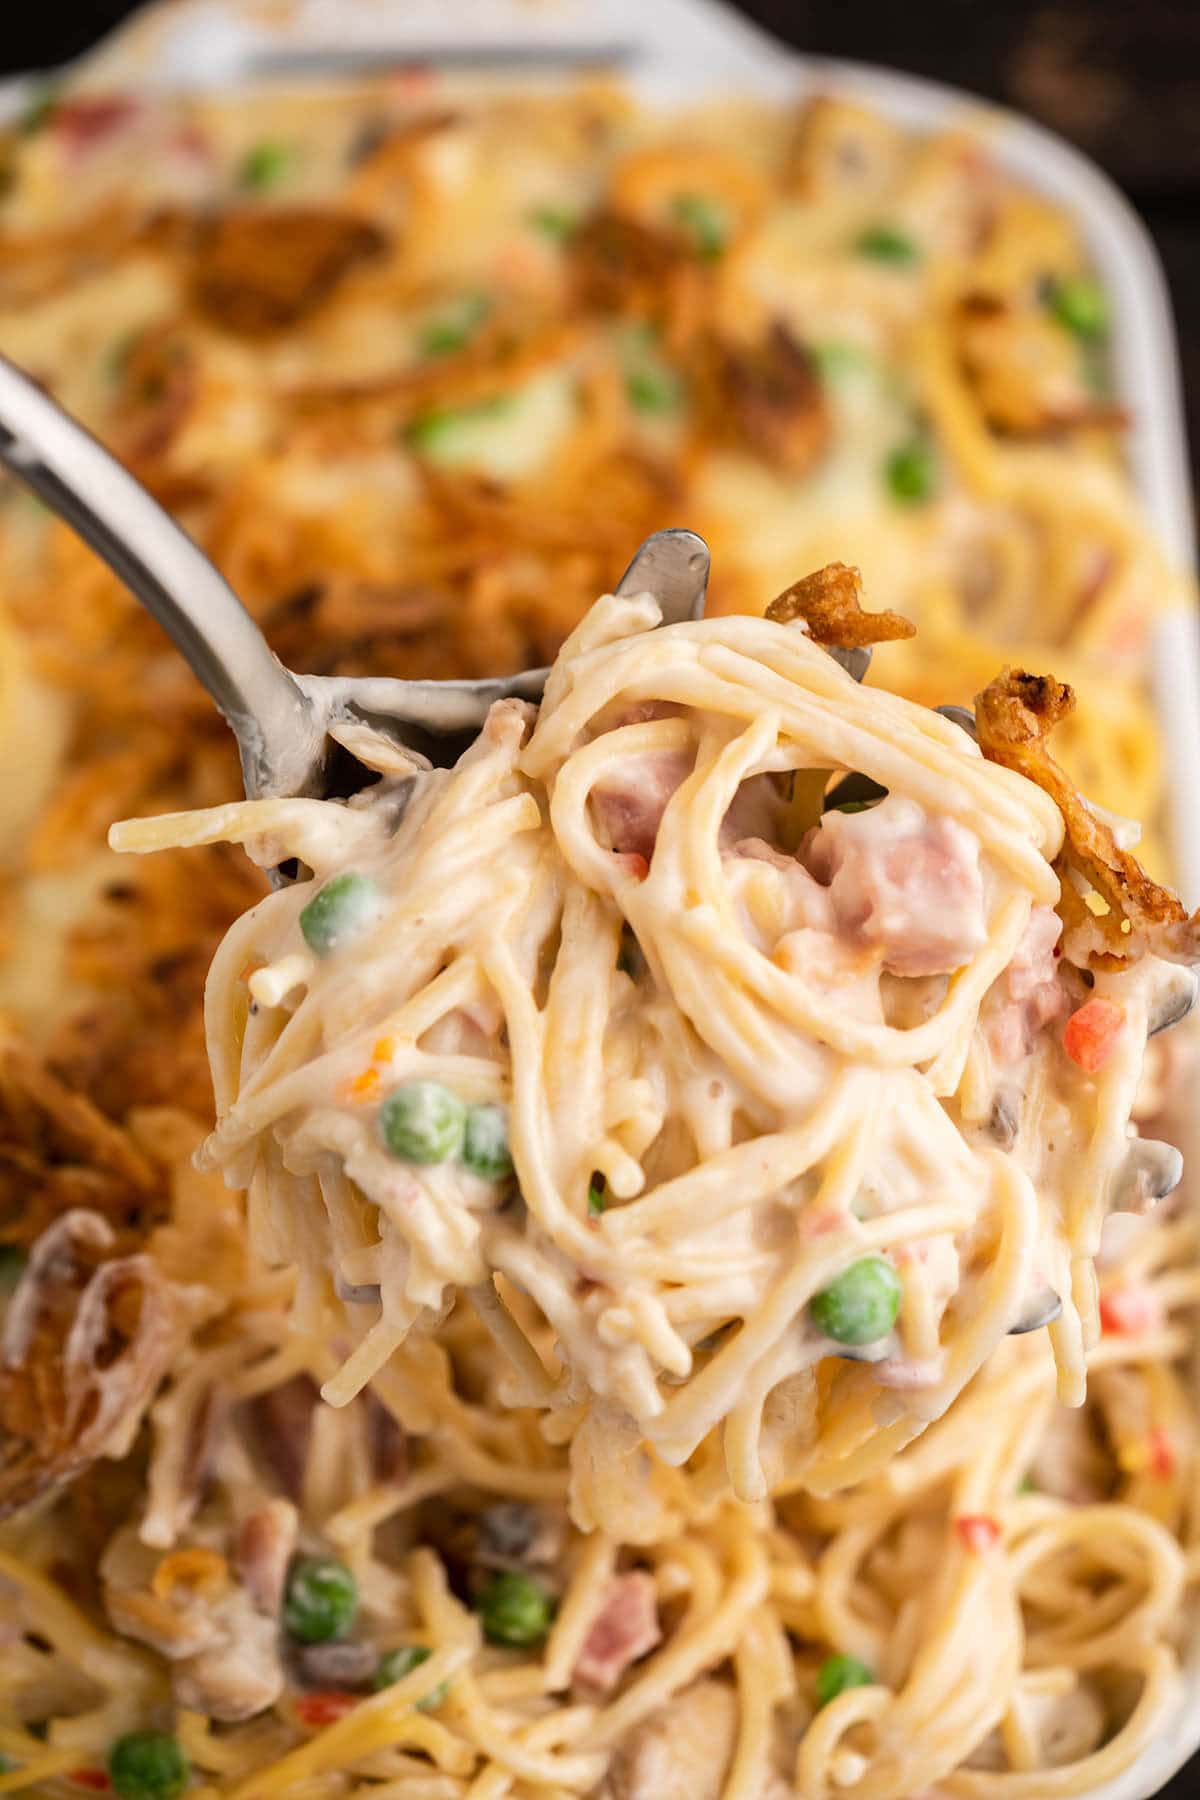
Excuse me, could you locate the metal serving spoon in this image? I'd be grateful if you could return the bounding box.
[0,353,709,799]
[0,354,1185,1344]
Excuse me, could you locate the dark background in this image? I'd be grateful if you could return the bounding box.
[2,6,1198,1797]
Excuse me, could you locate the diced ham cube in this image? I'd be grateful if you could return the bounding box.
[53,96,140,153]
[237,1498,299,1615]
[573,1571,661,1693]
[805,795,987,977]
[986,905,1068,1063]
[591,752,692,862]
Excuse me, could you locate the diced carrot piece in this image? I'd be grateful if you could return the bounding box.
[343,1066,381,1104]
[1099,1286,1156,1336]
[295,1691,358,1729]
[1147,1427,1176,1480]
[954,1514,1001,1554]
[69,1773,111,1791]
[1062,998,1125,1074]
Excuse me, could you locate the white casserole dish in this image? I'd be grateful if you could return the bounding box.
[3,2,1198,1794]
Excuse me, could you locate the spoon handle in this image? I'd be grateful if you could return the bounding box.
[0,353,321,798]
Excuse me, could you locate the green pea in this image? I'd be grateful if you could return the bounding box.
[284,1556,358,1644]
[18,84,59,136]
[299,871,378,957]
[405,393,515,454]
[108,1732,189,1800]
[373,1644,448,1709]
[379,1081,466,1164]
[815,1653,874,1708]
[1044,274,1108,341]
[239,141,292,191]
[529,205,578,243]
[462,1104,513,1180]
[810,1256,902,1346]
[0,1244,27,1291]
[588,1177,607,1216]
[670,193,728,261]
[418,291,491,358]
[105,332,139,383]
[810,341,872,381]
[885,439,936,505]
[856,225,918,265]
[476,1570,554,1647]
[626,366,682,414]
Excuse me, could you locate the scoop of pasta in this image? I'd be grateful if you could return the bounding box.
[110,566,1197,1534]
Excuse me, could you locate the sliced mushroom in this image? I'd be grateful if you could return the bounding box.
[297,1639,381,1689]
[1110,1139,1183,1214]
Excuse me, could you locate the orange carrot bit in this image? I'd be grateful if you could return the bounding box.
[152,1546,228,1600]
[343,1067,381,1105]
[68,1773,110,1791]
[295,1691,359,1729]
[1099,1286,1157,1337]
[1147,1427,1176,1480]
[372,1036,397,1062]
[954,1514,1001,1554]
[1062,998,1125,1074]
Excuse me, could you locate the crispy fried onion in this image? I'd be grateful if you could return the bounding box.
[766,561,917,647]
[695,324,831,476]
[975,667,1200,967]
[187,208,388,337]
[0,1209,197,1518]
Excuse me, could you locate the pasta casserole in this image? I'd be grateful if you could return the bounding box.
[111,565,1199,1539]
[1,70,1199,1800]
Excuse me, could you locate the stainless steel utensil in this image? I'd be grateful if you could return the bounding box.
[0,353,709,802]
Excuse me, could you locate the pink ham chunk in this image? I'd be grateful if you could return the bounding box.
[573,1571,661,1693]
[591,752,693,862]
[804,796,987,977]
[986,905,1068,1063]
[237,1497,299,1615]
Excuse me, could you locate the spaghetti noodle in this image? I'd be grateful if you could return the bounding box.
[112,573,1196,1532]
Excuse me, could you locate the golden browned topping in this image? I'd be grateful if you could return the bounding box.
[955,293,1125,437]
[0,1209,202,1518]
[694,324,831,475]
[976,667,1200,965]
[0,1043,161,1249]
[571,210,704,343]
[766,561,917,645]
[187,209,388,337]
